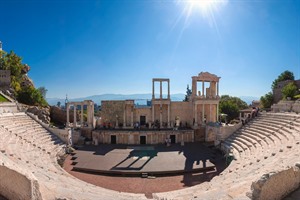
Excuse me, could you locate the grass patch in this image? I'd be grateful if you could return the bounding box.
[294,94,300,99]
[0,94,9,102]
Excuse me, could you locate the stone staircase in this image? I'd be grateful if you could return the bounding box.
[0,112,148,200]
[0,112,299,200]
[154,112,300,200]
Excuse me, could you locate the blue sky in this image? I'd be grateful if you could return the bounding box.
[0,0,299,99]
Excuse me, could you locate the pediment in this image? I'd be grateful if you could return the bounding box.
[193,72,220,82]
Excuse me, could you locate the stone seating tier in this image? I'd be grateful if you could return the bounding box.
[0,112,299,200]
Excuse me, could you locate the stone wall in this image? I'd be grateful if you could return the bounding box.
[0,159,42,200]
[81,127,93,139]
[251,164,300,200]
[292,100,300,113]
[100,101,125,126]
[205,122,242,144]
[0,70,11,87]
[273,80,300,103]
[92,130,194,145]
[50,106,79,126]
[170,101,193,127]
[134,107,151,125]
[0,102,18,113]
[100,97,219,129]
[218,122,242,140]
[194,127,206,142]
[271,100,300,113]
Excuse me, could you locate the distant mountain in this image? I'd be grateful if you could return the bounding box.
[47,93,186,106]
[239,96,260,105]
[47,94,259,106]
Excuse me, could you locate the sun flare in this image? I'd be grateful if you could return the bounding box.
[176,0,228,27]
[180,0,228,17]
[188,0,215,12]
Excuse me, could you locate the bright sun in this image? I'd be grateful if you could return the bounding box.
[179,0,228,22]
[188,0,215,11]
[173,0,228,46]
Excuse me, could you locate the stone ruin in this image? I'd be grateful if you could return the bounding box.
[0,72,299,199]
[0,109,299,200]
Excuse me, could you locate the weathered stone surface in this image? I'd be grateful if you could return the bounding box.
[50,106,79,126]
[251,167,300,200]
[0,158,42,200]
[21,74,34,88]
[27,106,50,124]
[1,106,300,200]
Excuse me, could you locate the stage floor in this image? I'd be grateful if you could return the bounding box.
[71,143,216,175]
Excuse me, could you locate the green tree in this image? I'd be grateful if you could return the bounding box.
[282,82,298,100]
[183,84,192,101]
[221,95,248,109]
[57,101,61,107]
[0,51,23,78]
[0,50,7,66]
[0,50,48,107]
[219,95,248,121]
[260,92,274,108]
[272,70,294,90]
[0,51,25,92]
[17,86,48,106]
[219,101,239,121]
[38,86,48,98]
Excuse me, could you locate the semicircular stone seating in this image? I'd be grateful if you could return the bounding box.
[154,112,300,200]
[0,112,299,200]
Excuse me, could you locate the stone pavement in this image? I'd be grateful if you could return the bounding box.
[72,143,215,175]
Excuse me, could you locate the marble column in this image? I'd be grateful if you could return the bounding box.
[88,102,93,128]
[194,103,198,127]
[217,103,219,122]
[152,104,155,127]
[202,81,205,97]
[152,80,155,99]
[202,103,205,124]
[87,103,90,127]
[167,104,170,128]
[116,115,119,128]
[160,81,162,99]
[73,104,76,128]
[66,103,70,127]
[168,80,170,99]
[131,107,133,127]
[159,105,162,128]
[123,104,126,127]
[217,82,219,97]
[210,81,212,97]
[209,104,212,122]
[81,103,83,127]
[192,78,197,97]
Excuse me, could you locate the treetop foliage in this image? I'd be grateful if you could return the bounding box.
[271,70,294,90]
[260,70,296,108]
[260,92,274,108]
[282,82,299,100]
[219,95,248,121]
[183,84,192,102]
[0,50,48,107]
[220,95,248,109]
